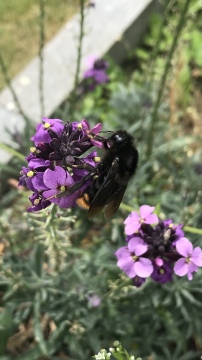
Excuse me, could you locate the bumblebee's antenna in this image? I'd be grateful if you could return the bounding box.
[100,130,113,134]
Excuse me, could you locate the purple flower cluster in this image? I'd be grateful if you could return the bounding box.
[115,205,202,286]
[84,55,109,91]
[19,118,103,212]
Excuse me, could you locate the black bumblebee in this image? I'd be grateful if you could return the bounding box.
[57,130,138,219]
[75,130,139,219]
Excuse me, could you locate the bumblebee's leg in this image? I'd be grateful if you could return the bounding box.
[72,163,97,172]
[56,171,97,198]
[65,161,98,173]
[85,131,109,148]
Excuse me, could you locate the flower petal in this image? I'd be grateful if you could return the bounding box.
[43,169,58,189]
[187,271,193,281]
[128,237,147,256]
[54,167,67,186]
[58,193,77,208]
[117,257,136,278]
[145,213,158,224]
[115,247,130,259]
[174,258,188,276]
[134,258,153,278]
[124,211,139,224]
[155,257,163,266]
[43,189,59,204]
[139,205,155,219]
[124,212,140,235]
[191,247,202,266]
[176,238,193,257]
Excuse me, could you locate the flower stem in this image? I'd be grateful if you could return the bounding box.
[69,0,85,115]
[184,226,202,235]
[146,0,192,157]
[0,52,30,122]
[39,0,45,117]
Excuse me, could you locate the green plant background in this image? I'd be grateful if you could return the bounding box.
[0,0,202,359]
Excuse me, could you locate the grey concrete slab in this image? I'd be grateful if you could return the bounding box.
[0,0,156,163]
[0,106,25,163]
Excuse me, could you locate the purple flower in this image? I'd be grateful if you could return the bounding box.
[174,238,202,280]
[133,276,146,287]
[31,118,64,145]
[87,1,95,7]
[195,163,202,175]
[72,119,102,136]
[28,192,51,212]
[88,294,101,307]
[163,219,184,240]
[48,120,103,162]
[72,119,103,148]
[151,259,173,284]
[19,158,50,192]
[72,151,99,177]
[124,205,158,236]
[115,237,153,278]
[43,166,78,208]
[83,55,109,91]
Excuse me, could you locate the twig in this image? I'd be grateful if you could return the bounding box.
[0,52,30,122]
[147,0,176,90]
[69,0,85,115]
[146,0,192,157]
[39,0,45,117]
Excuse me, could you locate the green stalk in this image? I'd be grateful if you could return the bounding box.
[184,226,202,235]
[146,0,192,157]
[0,53,30,122]
[147,0,175,90]
[69,0,85,115]
[39,0,45,117]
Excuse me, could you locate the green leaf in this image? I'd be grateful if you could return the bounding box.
[0,308,13,355]
[0,143,26,162]
[33,292,48,356]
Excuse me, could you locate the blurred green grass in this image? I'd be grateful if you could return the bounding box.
[0,0,79,90]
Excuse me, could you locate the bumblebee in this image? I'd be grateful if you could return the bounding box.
[74,130,139,219]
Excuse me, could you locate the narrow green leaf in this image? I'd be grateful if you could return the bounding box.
[33,292,48,356]
[0,143,26,162]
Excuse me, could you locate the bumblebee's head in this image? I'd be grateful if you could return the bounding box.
[109,130,134,148]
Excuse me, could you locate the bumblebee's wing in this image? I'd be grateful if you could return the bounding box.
[103,184,127,219]
[88,160,126,219]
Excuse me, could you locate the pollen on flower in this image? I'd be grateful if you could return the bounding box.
[27,170,34,177]
[185,257,191,264]
[34,198,40,205]
[59,185,66,193]
[94,156,100,162]
[30,147,36,153]
[164,229,171,241]
[43,122,50,129]
[77,123,82,129]
[160,268,165,274]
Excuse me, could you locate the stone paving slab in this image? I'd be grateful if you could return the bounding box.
[0,0,156,163]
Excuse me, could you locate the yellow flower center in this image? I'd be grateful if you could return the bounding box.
[30,147,36,153]
[159,268,165,275]
[94,156,100,163]
[77,123,82,129]
[34,198,40,205]
[185,256,191,264]
[59,185,66,193]
[132,255,138,261]
[43,122,50,129]
[27,171,35,177]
